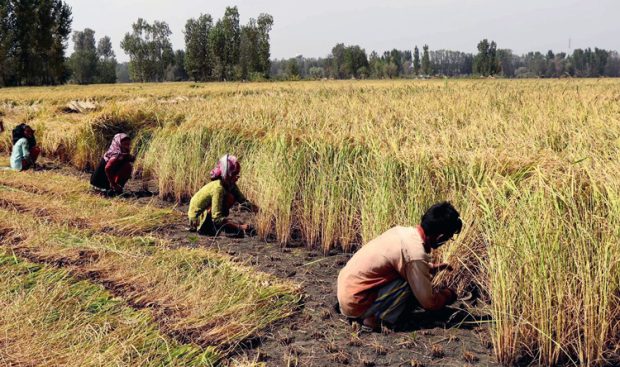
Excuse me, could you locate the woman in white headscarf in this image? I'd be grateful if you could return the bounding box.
[187,154,257,236]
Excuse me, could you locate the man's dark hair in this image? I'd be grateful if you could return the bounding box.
[421,201,462,238]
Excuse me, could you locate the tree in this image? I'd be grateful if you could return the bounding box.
[308,66,324,79]
[256,13,273,78]
[421,45,431,75]
[165,50,188,81]
[474,39,500,76]
[604,51,620,77]
[285,57,300,79]
[413,46,420,75]
[331,43,346,78]
[121,18,174,82]
[116,62,130,83]
[239,18,259,80]
[69,28,97,84]
[184,13,213,82]
[209,6,241,80]
[497,49,516,77]
[329,43,368,79]
[96,36,116,83]
[1,0,72,86]
[0,0,16,85]
[430,50,474,76]
[389,49,403,75]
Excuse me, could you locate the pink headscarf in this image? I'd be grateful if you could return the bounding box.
[210,154,240,182]
[103,133,131,162]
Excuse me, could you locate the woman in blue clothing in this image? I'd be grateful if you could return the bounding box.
[10,124,40,171]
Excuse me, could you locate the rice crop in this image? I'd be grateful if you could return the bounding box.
[1,79,619,365]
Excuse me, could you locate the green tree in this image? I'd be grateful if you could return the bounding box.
[121,18,174,82]
[285,57,300,79]
[256,13,274,78]
[308,66,324,79]
[165,50,188,81]
[389,49,403,75]
[421,44,431,75]
[239,18,259,80]
[96,36,117,83]
[208,20,226,80]
[184,13,213,82]
[3,0,71,86]
[116,62,130,83]
[69,28,97,84]
[330,43,368,79]
[208,7,241,81]
[497,49,515,77]
[413,46,421,75]
[0,0,15,85]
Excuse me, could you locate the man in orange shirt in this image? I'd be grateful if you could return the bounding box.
[337,201,462,329]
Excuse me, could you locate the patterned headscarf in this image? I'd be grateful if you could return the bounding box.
[103,133,131,162]
[210,154,240,182]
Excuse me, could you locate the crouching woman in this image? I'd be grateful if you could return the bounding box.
[90,133,134,195]
[10,124,40,171]
[188,154,256,236]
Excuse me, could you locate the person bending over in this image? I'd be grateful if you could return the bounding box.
[90,133,135,195]
[188,154,257,236]
[10,124,40,171]
[337,201,462,330]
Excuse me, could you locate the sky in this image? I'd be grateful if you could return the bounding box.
[66,0,620,62]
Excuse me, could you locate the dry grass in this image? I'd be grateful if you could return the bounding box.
[1,79,619,365]
[0,249,218,366]
[0,170,177,235]
[0,205,300,350]
[0,169,301,363]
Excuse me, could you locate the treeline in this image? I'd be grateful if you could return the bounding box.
[116,6,273,83]
[0,0,72,86]
[0,3,272,86]
[2,0,620,86]
[272,39,620,80]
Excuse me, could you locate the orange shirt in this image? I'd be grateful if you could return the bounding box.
[337,226,434,318]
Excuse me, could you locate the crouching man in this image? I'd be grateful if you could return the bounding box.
[337,201,462,330]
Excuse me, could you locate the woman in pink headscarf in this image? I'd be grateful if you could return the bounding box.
[187,154,257,236]
[90,133,135,195]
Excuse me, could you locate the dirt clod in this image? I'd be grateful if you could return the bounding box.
[431,344,445,359]
[463,350,479,363]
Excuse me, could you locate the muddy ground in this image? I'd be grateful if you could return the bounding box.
[36,161,500,367]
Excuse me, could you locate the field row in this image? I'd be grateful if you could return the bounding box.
[0,169,300,366]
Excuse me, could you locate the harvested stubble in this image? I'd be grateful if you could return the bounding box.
[1,79,619,365]
[0,170,177,235]
[0,249,218,366]
[0,170,301,360]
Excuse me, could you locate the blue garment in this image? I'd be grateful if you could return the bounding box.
[10,137,30,171]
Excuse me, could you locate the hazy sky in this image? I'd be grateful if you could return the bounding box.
[66,0,620,62]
